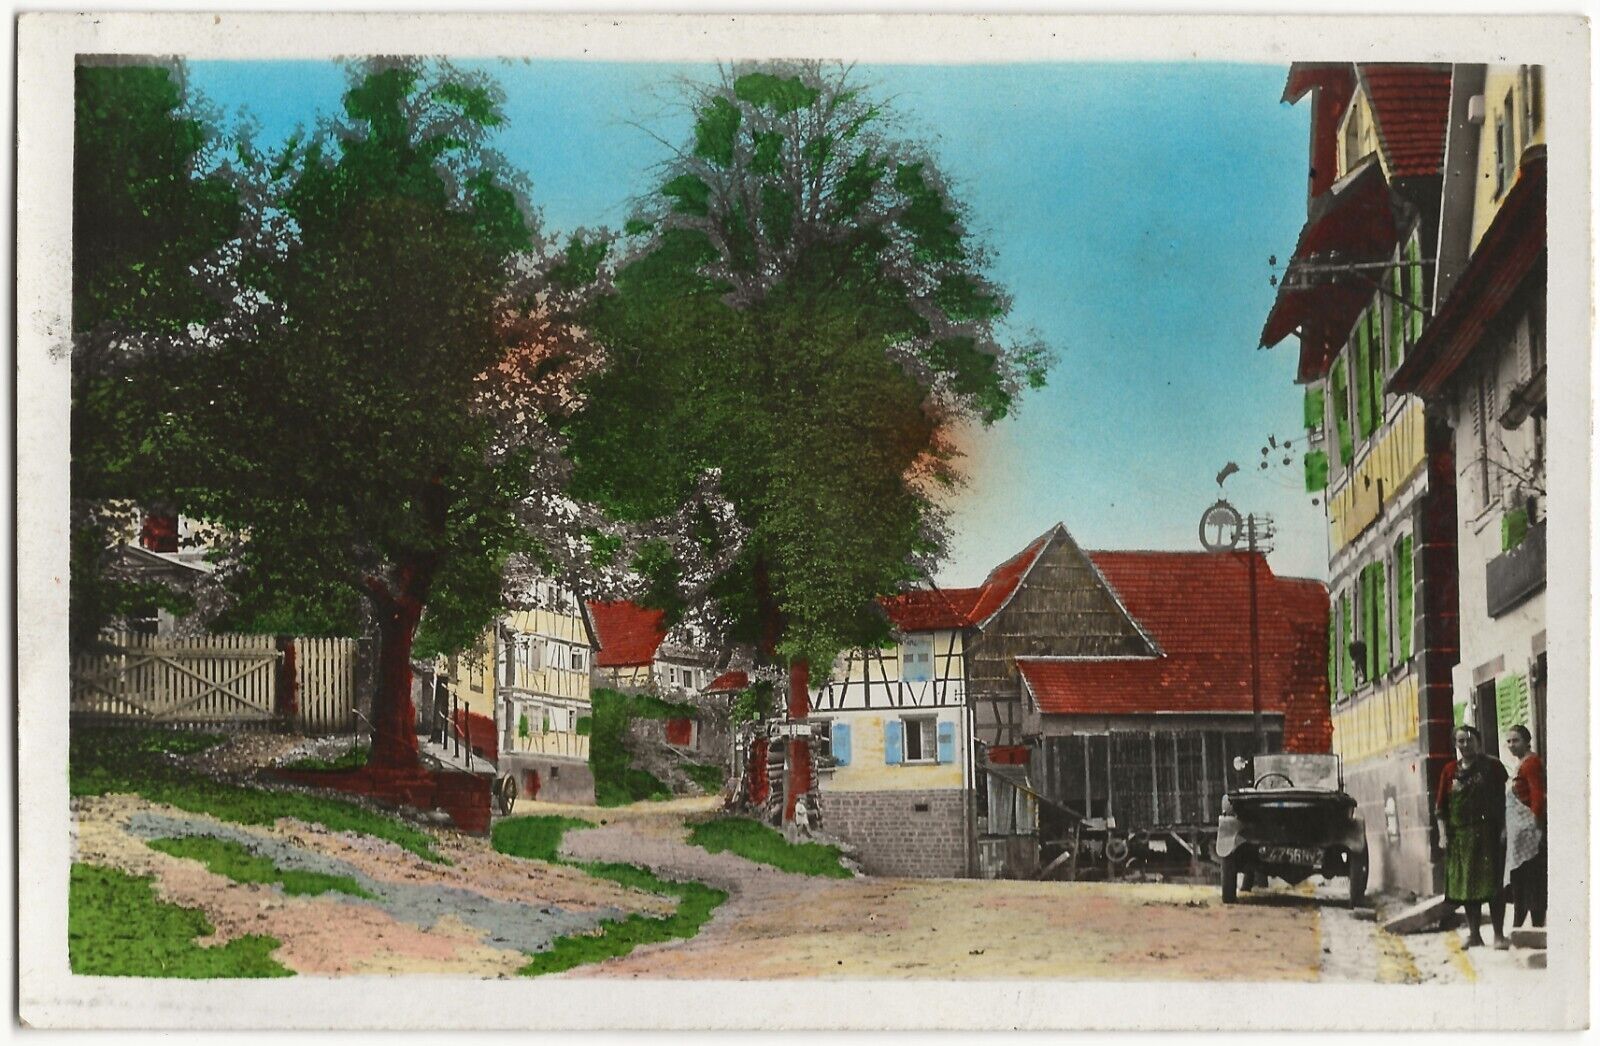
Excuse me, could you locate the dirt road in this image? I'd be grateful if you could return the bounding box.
[545,801,1540,984]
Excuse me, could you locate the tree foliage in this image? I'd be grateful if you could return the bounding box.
[70,62,243,651]
[567,62,1049,666]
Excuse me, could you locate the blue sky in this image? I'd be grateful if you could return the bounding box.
[189,59,1326,585]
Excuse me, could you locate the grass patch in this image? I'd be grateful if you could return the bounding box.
[491,814,594,863]
[147,835,374,899]
[588,689,689,808]
[685,762,725,792]
[489,814,727,976]
[282,745,369,772]
[687,817,853,878]
[518,868,725,976]
[69,863,292,978]
[71,728,447,864]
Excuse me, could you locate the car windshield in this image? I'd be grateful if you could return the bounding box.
[1251,754,1340,791]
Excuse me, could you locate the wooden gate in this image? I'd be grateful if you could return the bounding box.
[71,632,280,728]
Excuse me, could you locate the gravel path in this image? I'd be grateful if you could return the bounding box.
[71,792,672,976]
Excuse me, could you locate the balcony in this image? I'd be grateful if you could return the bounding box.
[1486,519,1546,618]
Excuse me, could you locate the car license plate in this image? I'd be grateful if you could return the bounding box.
[1259,846,1319,866]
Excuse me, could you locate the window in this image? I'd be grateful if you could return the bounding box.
[571,646,587,672]
[810,719,834,763]
[900,635,934,683]
[1473,367,1498,510]
[1343,100,1364,174]
[902,716,938,763]
[1495,88,1516,197]
[1520,66,1542,145]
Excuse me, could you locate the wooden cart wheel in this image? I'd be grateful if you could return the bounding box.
[494,773,518,816]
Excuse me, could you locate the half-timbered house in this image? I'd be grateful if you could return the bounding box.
[587,600,719,695]
[809,589,973,878]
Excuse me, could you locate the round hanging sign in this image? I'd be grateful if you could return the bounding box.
[1199,499,1243,552]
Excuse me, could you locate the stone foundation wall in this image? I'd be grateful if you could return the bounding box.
[816,788,967,878]
[500,753,595,805]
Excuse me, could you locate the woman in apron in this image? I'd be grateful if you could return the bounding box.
[1435,725,1508,948]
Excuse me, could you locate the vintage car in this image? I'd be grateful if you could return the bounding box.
[1215,753,1368,907]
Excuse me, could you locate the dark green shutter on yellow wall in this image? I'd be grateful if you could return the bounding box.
[1304,386,1325,431]
[1304,450,1329,492]
[1389,265,1405,367]
[1407,237,1424,344]
[1373,563,1389,677]
[1369,309,1386,421]
[1328,617,1337,700]
[1355,319,1374,439]
[1331,360,1354,467]
[1396,535,1414,662]
[1361,566,1377,682]
[1340,592,1353,696]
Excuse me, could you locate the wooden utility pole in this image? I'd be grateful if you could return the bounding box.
[1247,514,1265,755]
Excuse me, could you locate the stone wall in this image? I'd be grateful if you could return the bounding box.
[500,753,595,805]
[816,788,967,878]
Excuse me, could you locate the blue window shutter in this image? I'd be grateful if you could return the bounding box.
[832,721,852,766]
[936,721,956,764]
[884,720,903,765]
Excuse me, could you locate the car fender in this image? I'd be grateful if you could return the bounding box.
[1339,813,1368,854]
[1215,814,1242,858]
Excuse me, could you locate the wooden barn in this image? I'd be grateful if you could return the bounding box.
[962,525,1332,879]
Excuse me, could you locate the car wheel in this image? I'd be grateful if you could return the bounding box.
[1348,848,1368,909]
[1221,852,1239,904]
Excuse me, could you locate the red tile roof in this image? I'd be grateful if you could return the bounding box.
[878,587,981,632]
[875,528,1055,633]
[1260,158,1400,380]
[1018,552,1332,754]
[586,600,668,668]
[704,669,750,694]
[1389,149,1545,397]
[966,529,1056,626]
[1361,64,1453,179]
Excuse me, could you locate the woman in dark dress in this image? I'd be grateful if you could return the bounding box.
[1435,725,1509,948]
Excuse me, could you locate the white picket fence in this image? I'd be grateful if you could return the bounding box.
[71,631,361,733]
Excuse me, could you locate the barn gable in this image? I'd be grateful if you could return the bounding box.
[966,524,1155,745]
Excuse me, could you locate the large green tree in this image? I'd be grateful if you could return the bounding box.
[567,63,1049,820]
[70,62,242,652]
[170,61,579,767]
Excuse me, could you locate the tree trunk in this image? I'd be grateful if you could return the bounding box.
[367,569,429,770]
[782,656,811,826]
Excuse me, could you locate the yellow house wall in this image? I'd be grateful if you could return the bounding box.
[820,708,965,791]
[1327,401,1428,553]
[1471,66,1548,250]
[1331,672,1420,765]
[452,627,496,720]
[502,606,591,704]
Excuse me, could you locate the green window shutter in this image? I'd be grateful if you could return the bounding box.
[1340,593,1353,695]
[1304,450,1330,492]
[1501,506,1530,551]
[1494,673,1531,737]
[1370,309,1386,421]
[1354,319,1374,439]
[1362,566,1378,682]
[1373,562,1389,676]
[1328,616,1337,700]
[1331,359,1354,467]
[1407,237,1424,344]
[1389,264,1405,366]
[1304,385,1325,431]
[1396,535,1414,662]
